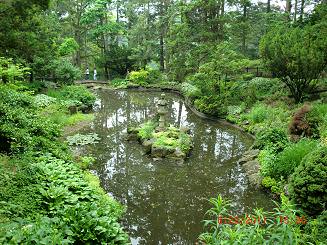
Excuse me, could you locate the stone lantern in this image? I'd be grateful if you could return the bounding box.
[157,93,168,131]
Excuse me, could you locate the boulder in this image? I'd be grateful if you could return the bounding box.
[142,139,154,154]
[248,173,263,188]
[68,105,78,115]
[151,145,174,158]
[238,149,260,165]
[243,160,260,176]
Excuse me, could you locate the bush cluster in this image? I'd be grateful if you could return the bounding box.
[47,85,96,108]
[0,85,128,243]
[289,146,327,216]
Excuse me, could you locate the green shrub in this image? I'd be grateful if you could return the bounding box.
[34,94,57,108]
[137,121,156,140]
[48,85,96,107]
[181,82,201,99]
[238,78,285,100]
[0,155,128,244]
[289,146,327,216]
[254,127,289,152]
[111,78,128,87]
[304,210,327,244]
[245,103,270,124]
[0,88,60,153]
[127,69,150,86]
[307,103,327,138]
[258,147,277,177]
[51,58,81,85]
[272,139,318,178]
[194,95,228,117]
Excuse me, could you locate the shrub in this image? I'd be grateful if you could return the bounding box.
[262,139,318,179]
[289,104,318,138]
[48,85,96,107]
[304,210,327,244]
[289,146,327,216]
[111,78,128,87]
[51,58,81,85]
[258,147,277,177]
[0,88,60,153]
[237,78,285,101]
[254,127,289,152]
[137,121,156,140]
[246,103,270,124]
[34,94,57,108]
[180,82,201,99]
[194,95,228,117]
[127,69,150,86]
[0,155,128,244]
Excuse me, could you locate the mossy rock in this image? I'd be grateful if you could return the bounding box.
[127,120,193,161]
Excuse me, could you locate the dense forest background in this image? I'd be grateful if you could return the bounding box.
[0,0,325,82]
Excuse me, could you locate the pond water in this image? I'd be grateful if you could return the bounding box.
[82,89,274,244]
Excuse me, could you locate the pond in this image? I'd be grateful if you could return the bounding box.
[82,89,274,244]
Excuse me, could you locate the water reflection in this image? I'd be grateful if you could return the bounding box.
[84,89,274,244]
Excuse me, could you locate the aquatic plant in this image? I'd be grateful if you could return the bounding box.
[66,133,100,146]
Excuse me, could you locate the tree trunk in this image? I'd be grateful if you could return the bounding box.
[286,0,292,21]
[267,0,271,13]
[294,0,298,21]
[242,2,247,54]
[299,0,305,23]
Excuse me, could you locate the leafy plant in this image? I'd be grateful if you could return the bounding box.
[199,194,304,244]
[137,121,156,140]
[48,85,96,107]
[127,69,150,86]
[260,23,327,103]
[66,133,100,146]
[254,127,289,152]
[34,94,57,108]
[272,139,318,178]
[289,145,327,216]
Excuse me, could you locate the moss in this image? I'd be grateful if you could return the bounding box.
[129,121,193,158]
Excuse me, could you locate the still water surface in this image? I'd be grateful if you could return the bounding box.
[82,89,274,244]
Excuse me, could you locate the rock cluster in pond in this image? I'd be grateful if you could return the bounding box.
[237,149,262,188]
[127,93,193,162]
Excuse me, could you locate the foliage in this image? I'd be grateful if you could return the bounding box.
[254,127,289,152]
[0,57,30,83]
[180,82,201,99]
[240,103,290,134]
[0,154,128,244]
[58,38,79,57]
[260,139,318,179]
[236,77,286,102]
[261,177,283,195]
[194,95,228,117]
[137,121,156,140]
[260,22,327,103]
[66,133,100,146]
[199,194,304,244]
[289,145,327,216]
[303,210,327,244]
[126,67,163,86]
[48,85,96,107]
[76,156,95,170]
[0,83,128,243]
[34,94,57,108]
[111,78,128,88]
[0,87,61,154]
[51,58,81,85]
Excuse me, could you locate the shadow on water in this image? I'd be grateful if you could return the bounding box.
[82,89,275,245]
